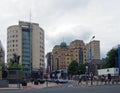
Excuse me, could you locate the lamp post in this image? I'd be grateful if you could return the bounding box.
[85,66,88,85]
[89,36,95,85]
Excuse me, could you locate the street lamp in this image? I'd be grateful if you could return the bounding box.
[89,36,95,62]
[89,36,95,85]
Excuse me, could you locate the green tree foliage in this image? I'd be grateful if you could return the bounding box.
[102,49,118,68]
[7,62,19,68]
[68,60,79,75]
[7,62,25,78]
[78,63,88,74]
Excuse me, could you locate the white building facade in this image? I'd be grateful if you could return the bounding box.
[7,21,45,77]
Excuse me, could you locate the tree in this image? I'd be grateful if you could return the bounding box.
[102,49,118,68]
[1,63,8,78]
[68,60,79,75]
[78,63,88,74]
[7,62,25,78]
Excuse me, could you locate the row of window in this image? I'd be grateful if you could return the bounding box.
[40,63,44,66]
[39,30,44,34]
[7,39,18,43]
[7,47,44,53]
[40,36,44,40]
[7,48,18,52]
[7,34,18,39]
[40,50,44,54]
[22,58,30,61]
[40,59,44,62]
[7,44,18,48]
[7,43,44,51]
[40,45,44,49]
[7,53,17,57]
[8,29,18,34]
[22,52,31,56]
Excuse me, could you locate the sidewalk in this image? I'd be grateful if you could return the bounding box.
[21,82,58,89]
[69,80,120,87]
[0,82,58,90]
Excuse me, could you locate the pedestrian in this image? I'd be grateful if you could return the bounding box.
[78,75,82,85]
[101,75,105,82]
[56,79,59,85]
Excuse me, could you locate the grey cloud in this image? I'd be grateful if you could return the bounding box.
[0,0,120,60]
[52,0,90,11]
[45,25,93,53]
[59,25,93,43]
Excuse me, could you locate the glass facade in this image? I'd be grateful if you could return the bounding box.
[79,48,83,64]
[7,21,45,78]
[22,26,32,77]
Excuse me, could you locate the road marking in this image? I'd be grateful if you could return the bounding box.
[68,84,74,88]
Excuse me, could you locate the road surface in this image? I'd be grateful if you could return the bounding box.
[0,83,120,93]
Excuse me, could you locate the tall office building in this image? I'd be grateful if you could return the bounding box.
[86,40,100,61]
[7,21,45,77]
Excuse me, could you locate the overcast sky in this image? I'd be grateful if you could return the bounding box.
[0,0,120,61]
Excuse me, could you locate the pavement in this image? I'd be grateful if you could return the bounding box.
[0,82,59,90]
[1,80,120,90]
[68,80,120,87]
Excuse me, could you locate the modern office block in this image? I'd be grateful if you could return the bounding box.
[7,21,45,77]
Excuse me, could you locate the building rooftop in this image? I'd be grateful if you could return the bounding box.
[60,42,67,47]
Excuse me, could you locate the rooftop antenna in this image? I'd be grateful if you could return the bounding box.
[29,9,32,30]
[29,9,32,23]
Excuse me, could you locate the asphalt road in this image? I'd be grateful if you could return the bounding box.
[1,84,120,93]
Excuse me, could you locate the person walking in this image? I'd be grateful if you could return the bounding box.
[78,75,82,85]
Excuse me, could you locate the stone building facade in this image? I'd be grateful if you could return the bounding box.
[52,40,100,71]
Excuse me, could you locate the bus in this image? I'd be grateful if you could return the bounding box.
[50,69,68,83]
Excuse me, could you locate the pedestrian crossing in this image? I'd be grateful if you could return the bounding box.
[68,84,74,87]
[57,84,83,88]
